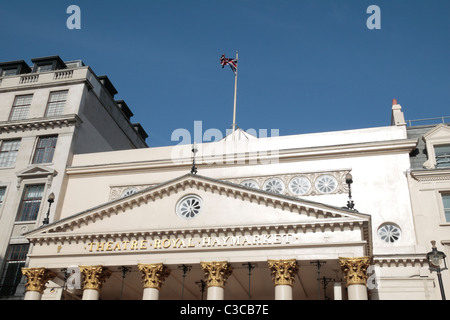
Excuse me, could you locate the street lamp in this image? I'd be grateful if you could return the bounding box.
[345,173,357,211]
[191,143,198,174]
[42,192,55,225]
[427,240,448,300]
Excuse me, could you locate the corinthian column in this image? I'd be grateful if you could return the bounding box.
[79,265,112,300]
[339,257,371,300]
[138,263,171,300]
[22,267,56,300]
[201,261,233,300]
[268,259,298,300]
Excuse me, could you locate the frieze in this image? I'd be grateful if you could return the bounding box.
[109,170,351,201]
[226,170,350,197]
[85,233,296,253]
[27,226,366,257]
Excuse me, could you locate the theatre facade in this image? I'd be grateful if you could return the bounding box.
[22,104,437,300]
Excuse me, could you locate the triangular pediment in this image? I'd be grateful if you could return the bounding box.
[27,174,371,247]
[16,165,57,178]
[422,124,450,142]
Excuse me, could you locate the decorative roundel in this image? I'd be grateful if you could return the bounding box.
[263,178,285,194]
[176,195,202,219]
[288,176,311,196]
[121,188,138,198]
[378,224,401,243]
[241,179,259,189]
[315,175,338,194]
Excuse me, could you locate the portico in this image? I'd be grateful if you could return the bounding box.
[23,174,373,300]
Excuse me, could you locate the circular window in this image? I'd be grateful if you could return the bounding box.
[378,224,401,243]
[241,179,259,189]
[121,188,138,198]
[315,175,338,194]
[288,176,311,196]
[263,178,285,194]
[176,195,202,219]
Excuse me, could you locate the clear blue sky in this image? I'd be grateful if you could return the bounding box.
[1,0,449,147]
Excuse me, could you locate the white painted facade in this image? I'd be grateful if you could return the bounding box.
[23,101,443,300]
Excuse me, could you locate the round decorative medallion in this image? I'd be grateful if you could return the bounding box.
[315,175,338,194]
[288,176,311,196]
[176,195,202,219]
[241,179,259,189]
[263,178,285,194]
[121,188,138,198]
[378,224,401,243]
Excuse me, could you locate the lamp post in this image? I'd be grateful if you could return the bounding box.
[191,143,198,174]
[42,192,55,225]
[427,240,448,300]
[345,173,357,211]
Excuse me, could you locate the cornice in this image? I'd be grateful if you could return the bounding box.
[0,114,82,134]
[66,138,418,175]
[27,219,370,246]
[410,168,450,181]
[373,254,428,267]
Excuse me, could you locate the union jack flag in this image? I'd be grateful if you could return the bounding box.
[220,54,237,75]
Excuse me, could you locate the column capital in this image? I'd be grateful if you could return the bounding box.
[201,261,233,288]
[138,263,171,290]
[268,259,299,287]
[79,265,112,291]
[339,257,371,287]
[21,267,56,294]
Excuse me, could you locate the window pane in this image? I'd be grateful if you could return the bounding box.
[0,139,21,167]
[36,64,53,72]
[45,91,68,117]
[32,136,57,164]
[443,194,450,222]
[1,68,18,76]
[0,187,5,208]
[436,145,450,168]
[10,95,32,121]
[16,185,44,221]
[0,244,29,297]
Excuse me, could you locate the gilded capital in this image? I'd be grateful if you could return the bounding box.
[339,257,371,287]
[21,267,56,294]
[268,259,298,287]
[79,265,112,291]
[138,263,171,290]
[201,261,233,288]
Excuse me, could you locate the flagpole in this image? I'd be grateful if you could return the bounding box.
[232,51,238,140]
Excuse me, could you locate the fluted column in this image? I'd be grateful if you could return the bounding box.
[268,259,299,300]
[201,261,233,300]
[79,265,112,300]
[339,257,371,300]
[138,263,171,300]
[22,267,56,300]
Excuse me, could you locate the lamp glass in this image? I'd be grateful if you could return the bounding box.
[430,253,442,268]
